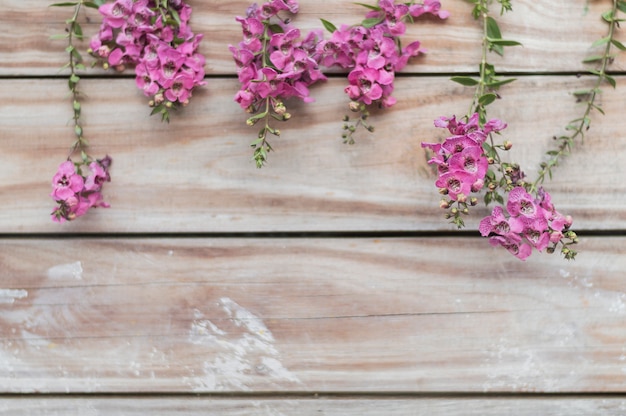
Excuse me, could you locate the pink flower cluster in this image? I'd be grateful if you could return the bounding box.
[230,0,326,111]
[479,187,573,260]
[50,157,112,223]
[90,0,205,108]
[422,113,505,201]
[317,0,448,107]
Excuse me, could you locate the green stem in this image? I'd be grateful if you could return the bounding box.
[532,0,619,190]
[66,1,87,161]
[469,2,489,117]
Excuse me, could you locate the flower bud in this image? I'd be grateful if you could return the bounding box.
[456,193,467,204]
[439,199,450,209]
[488,182,496,191]
[470,197,478,206]
[451,208,458,215]
[349,101,360,112]
[471,179,484,192]
[487,157,495,164]
[438,187,448,195]
[503,141,513,150]
[546,246,555,254]
[273,101,286,115]
[283,113,291,120]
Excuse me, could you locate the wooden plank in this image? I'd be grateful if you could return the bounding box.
[1,0,626,76]
[1,76,624,232]
[1,397,626,415]
[1,237,624,393]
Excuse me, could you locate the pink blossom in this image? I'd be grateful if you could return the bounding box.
[51,161,84,201]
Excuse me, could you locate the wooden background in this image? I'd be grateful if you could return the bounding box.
[1,0,626,414]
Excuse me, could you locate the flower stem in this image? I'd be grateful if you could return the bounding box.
[532,0,621,191]
[64,1,88,162]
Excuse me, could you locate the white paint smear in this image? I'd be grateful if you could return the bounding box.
[0,289,28,304]
[47,261,83,280]
[186,297,301,392]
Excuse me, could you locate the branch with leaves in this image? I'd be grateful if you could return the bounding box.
[534,0,626,189]
[422,0,578,260]
[50,1,112,223]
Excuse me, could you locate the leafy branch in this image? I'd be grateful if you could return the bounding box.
[444,0,520,228]
[533,0,626,189]
[50,0,104,164]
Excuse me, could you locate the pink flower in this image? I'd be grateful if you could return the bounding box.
[51,161,84,201]
[84,160,110,192]
[488,235,532,261]
[164,71,195,104]
[346,67,393,104]
[506,186,539,219]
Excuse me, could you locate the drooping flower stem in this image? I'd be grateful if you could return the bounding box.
[533,0,625,190]
[58,1,91,162]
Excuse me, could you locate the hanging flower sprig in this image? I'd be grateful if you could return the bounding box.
[422,0,577,260]
[318,0,449,144]
[50,0,112,223]
[89,0,206,122]
[231,0,326,168]
[534,0,626,188]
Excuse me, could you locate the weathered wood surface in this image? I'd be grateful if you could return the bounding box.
[2,0,626,411]
[1,237,625,393]
[2,0,626,76]
[1,397,626,415]
[2,76,625,232]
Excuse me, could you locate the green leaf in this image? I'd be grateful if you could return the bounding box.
[50,34,70,40]
[604,74,616,88]
[478,93,497,106]
[618,0,626,13]
[450,76,479,86]
[485,77,516,88]
[487,38,522,47]
[582,55,605,63]
[486,16,502,40]
[602,10,615,22]
[73,22,83,38]
[170,8,181,27]
[268,24,284,34]
[354,2,381,11]
[361,17,383,28]
[611,39,626,51]
[49,2,78,6]
[83,2,101,9]
[591,36,610,48]
[70,73,80,83]
[320,18,337,33]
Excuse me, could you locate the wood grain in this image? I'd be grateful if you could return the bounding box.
[2,0,626,76]
[1,237,624,393]
[1,76,624,233]
[1,397,625,415]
